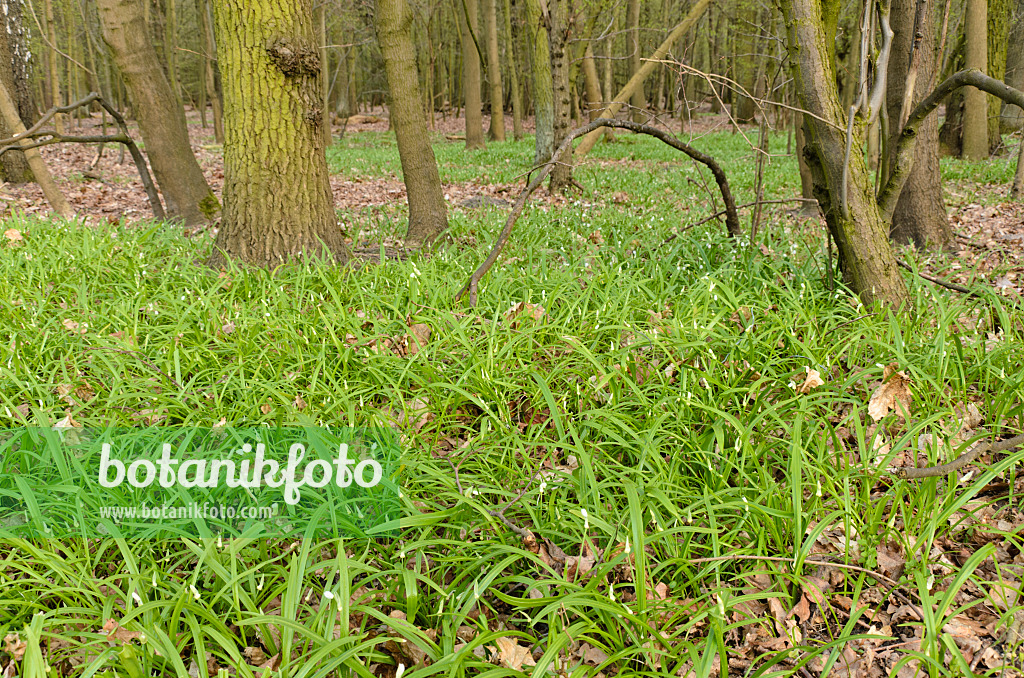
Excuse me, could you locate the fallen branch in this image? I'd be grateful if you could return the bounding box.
[0,92,165,220]
[892,433,1024,479]
[455,118,739,306]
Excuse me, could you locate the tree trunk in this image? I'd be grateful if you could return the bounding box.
[627,0,646,122]
[1002,0,1024,131]
[794,114,816,210]
[985,0,1010,148]
[0,78,72,218]
[502,0,524,139]
[525,0,553,163]
[0,0,33,183]
[43,0,64,134]
[209,0,345,267]
[484,0,505,140]
[457,0,485,149]
[582,43,602,120]
[962,0,988,160]
[97,0,219,225]
[885,0,951,249]
[780,0,910,308]
[375,0,449,246]
[548,0,572,191]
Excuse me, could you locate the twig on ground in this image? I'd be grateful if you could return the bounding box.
[892,432,1024,479]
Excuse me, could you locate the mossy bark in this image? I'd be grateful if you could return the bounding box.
[209,0,346,267]
[97,0,219,226]
[548,0,572,192]
[1002,0,1024,131]
[374,0,449,246]
[484,0,505,141]
[780,0,910,309]
[525,0,553,164]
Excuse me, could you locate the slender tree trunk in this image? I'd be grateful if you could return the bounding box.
[97,0,219,225]
[0,0,33,183]
[210,0,345,266]
[985,0,1011,148]
[886,0,951,249]
[318,1,331,148]
[548,0,572,191]
[502,0,524,139]
[626,0,646,122]
[582,43,602,120]
[794,114,816,209]
[1002,0,1024,131]
[483,0,505,140]
[525,0,553,163]
[962,0,988,159]
[375,0,449,245]
[43,0,64,134]
[196,0,224,143]
[457,0,485,148]
[0,78,72,217]
[780,0,910,308]
[164,0,180,103]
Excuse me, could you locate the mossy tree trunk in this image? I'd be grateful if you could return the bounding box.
[0,0,33,183]
[374,0,449,246]
[97,0,219,225]
[780,0,911,308]
[457,0,486,149]
[209,0,346,267]
[962,0,988,159]
[626,0,646,122]
[885,0,951,249]
[525,0,553,164]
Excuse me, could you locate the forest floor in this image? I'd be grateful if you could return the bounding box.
[1,107,1023,678]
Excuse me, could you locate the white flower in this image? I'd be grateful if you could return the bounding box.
[189,584,201,601]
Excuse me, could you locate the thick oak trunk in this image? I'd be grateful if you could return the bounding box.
[209,0,346,267]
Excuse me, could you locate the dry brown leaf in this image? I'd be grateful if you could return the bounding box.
[868,364,913,421]
[102,619,142,644]
[493,636,535,670]
[504,302,545,329]
[293,394,307,411]
[3,228,22,244]
[2,633,26,661]
[62,319,87,335]
[797,367,824,394]
[406,323,431,355]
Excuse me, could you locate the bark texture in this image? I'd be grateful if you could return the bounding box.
[525,0,553,163]
[502,0,524,139]
[0,0,32,183]
[374,0,449,245]
[97,0,219,225]
[458,0,485,149]
[626,0,646,122]
[210,0,346,267]
[962,0,988,159]
[780,0,910,308]
[885,0,951,249]
[548,0,572,191]
[1002,0,1024,131]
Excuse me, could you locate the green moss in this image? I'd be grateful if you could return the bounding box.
[199,192,221,219]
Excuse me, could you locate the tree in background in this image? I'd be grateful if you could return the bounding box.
[885,0,950,249]
[457,0,485,149]
[961,0,988,160]
[525,0,553,164]
[547,0,573,191]
[483,0,505,140]
[210,0,346,267]
[96,0,219,226]
[1001,0,1024,131]
[375,0,450,245]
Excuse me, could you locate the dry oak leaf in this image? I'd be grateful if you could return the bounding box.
[503,302,545,329]
[2,634,26,661]
[406,322,431,355]
[797,367,824,394]
[868,364,913,421]
[3,228,22,244]
[102,619,143,644]
[492,636,535,671]
[62,319,87,335]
